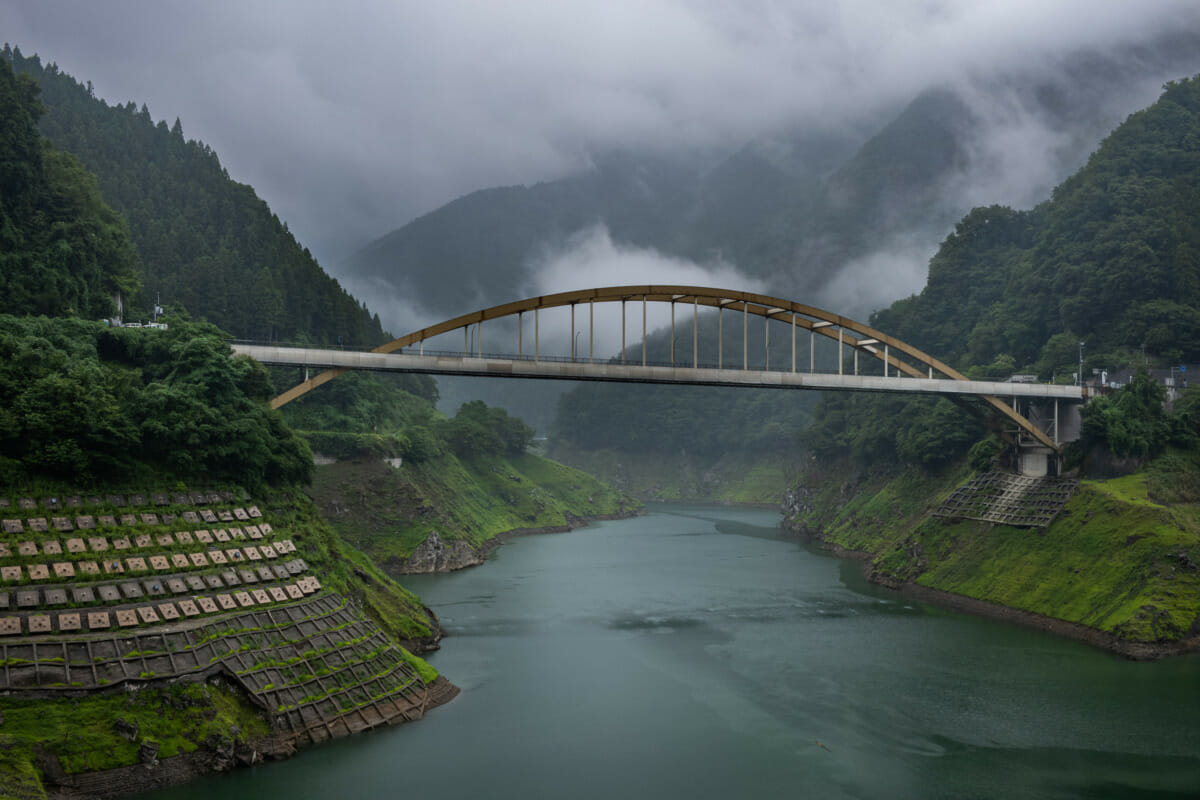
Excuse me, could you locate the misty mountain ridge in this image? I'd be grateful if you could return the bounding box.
[341,36,1200,333]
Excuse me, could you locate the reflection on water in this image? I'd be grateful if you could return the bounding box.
[136,504,1200,800]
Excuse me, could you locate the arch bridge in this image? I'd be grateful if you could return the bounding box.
[234,286,1085,453]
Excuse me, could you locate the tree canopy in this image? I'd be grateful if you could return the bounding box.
[0,315,312,488]
[0,56,138,319]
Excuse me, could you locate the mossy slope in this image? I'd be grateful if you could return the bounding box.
[0,485,440,796]
[309,452,638,567]
[0,683,270,800]
[0,684,270,776]
[788,462,1200,647]
[266,489,438,645]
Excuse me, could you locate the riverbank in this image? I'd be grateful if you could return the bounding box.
[791,530,1200,659]
[782,461,1200,660]
[308,452,641,575]
[31,454,634,797]
[399,508,646,573]
[36,675,461,800]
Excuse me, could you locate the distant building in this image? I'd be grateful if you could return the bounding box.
[1085,364,1196,401]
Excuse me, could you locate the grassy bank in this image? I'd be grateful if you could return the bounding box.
[0,684,270,781]
[308,452,639,569]
[786,461,1200,652]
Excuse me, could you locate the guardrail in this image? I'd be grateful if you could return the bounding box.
[233,341,1067,385]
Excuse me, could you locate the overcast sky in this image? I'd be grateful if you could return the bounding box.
[5,0,1200,275]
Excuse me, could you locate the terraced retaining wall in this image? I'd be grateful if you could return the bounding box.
[0,491,453,798]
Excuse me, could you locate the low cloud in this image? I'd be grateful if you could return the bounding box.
[518,225,765,359]
[813,234,937,322]
[335,274,449,342]
[528,224,763,297]
[342,223,764,357]
[6,1,1198,270]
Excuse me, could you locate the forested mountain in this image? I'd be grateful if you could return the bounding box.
[0,46,553,494]
[0,56,137,319]
[337,116,874,323]
[5,46,384,346]
[873,76,1200,373]
[809,75,1200,468]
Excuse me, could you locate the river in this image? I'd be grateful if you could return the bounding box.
[138,505,1200,799]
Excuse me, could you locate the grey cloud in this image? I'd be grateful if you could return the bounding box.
[4,0,1199,273]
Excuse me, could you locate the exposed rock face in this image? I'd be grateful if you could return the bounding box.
[113,718,139,743]
[234,739,262,766]
[400,531,483,573]
[394,509,643,576]
[45,732,291,799]
[780,486,812,518]
[138,741,160,766]
[206,733,237,772]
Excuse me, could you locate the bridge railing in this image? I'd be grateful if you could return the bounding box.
[235,341,963,380]
[237,340,1065,382]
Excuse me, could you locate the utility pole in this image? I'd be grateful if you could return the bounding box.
[1078,340,1085,386]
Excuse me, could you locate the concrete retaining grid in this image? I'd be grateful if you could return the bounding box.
[0,593,433,748]
[0,493,437,751]
[932,472,1079,528]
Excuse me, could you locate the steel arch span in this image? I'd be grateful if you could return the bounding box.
[261,285,1079,452]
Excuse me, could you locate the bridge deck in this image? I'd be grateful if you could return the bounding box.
[234,344,1085,401]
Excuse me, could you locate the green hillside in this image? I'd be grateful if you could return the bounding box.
[6,45,384,346]
[809,76,1200,472]
[309,451,636,572]
[779,78,1200,654]
[785,458,1200,654]
[875,76,1200,372]
[0,56,137,320]
[0,314,312,489]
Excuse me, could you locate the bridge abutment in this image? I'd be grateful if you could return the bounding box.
[1017,446,1055,477]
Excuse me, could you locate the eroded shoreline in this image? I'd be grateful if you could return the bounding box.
[391,508,647,575]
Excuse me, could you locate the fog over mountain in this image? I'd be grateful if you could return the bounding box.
[343,33,1200,335]
[6,2,1199,308]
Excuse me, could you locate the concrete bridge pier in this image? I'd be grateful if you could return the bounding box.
[1013,398,1083,476]
[1017,445,1057,477]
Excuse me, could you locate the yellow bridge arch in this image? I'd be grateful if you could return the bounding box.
[262,285,1079,452]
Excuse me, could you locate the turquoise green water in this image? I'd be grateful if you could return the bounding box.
[138,505,1200,799]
